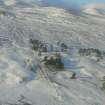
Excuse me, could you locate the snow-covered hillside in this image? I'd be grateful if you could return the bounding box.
[0,5,105,105]
[14,6,105,49]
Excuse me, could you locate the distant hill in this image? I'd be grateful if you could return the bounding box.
[82,4,105,16]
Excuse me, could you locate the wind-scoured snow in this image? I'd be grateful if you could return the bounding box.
[0,5,105,105]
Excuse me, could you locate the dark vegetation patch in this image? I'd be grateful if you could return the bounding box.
[101,76,105,90]
[43,53,64,70]
[60,42,68,52]
[29,39,47,52]
[101,81,105,91]
[29,39,41,51]
[78,48,103,61]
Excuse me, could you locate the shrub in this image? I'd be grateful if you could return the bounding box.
[61,43,68,49]
[102,82,105,90]
[43,53,64,69]
[29,39,40,51]
[78,48,103,59]
[70,72,76,79]
[41,46,47,52]
[61,43,68,52]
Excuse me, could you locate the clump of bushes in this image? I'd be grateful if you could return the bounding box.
[70,72,76,79]
[43,53,64,69]
[102,82,105,90]
[101,76,105,90]
[29,39,48,52]
[78,48,103,60]
[61,43,68,51]
[29,39,40,51]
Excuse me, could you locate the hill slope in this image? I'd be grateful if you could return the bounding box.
[0,6,105,105]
